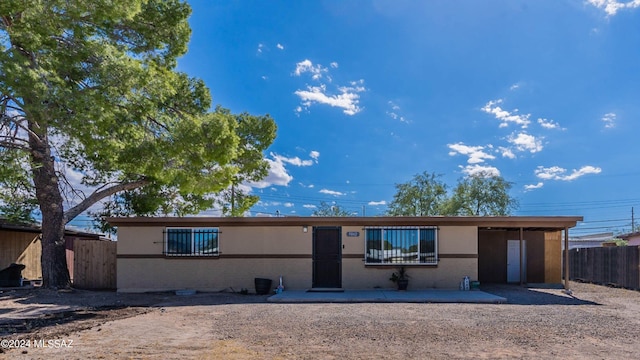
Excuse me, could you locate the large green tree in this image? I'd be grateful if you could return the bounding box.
[443,172,518,216]
[312,201,353,217]
[215,109,276,217]
[387,171,518,216]
[387,172,448,216]
[0,1,276,288]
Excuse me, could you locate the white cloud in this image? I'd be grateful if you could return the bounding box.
[510,83,520,91]
[538,118,563,130]
[249,152,319,189]
[250,157,294,188]
[482,99,531,128]
[272,153,314,167]
[602,112,616,129]
[309,151,320,162]
[319,189,346,196]
[448,143,496,164]
[386,101,408,122]
[294,59,329,80]
[255,212,274,217]
[588,0,640,16]
[277,43,284,50]
[535,165,602,181]
[524,182,544,191]
[260,201,281,207]
[293,60,365,115]
[303,204,317,209]
[460,164,501,177]
[294,82,365,116]
[507,132,543,153]
[257,43,265,53]
[368,200,387,206]
[284,202,294,207]
[498,146,516,159]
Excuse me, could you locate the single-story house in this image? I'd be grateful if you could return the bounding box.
[0,220,105,282]
[108,216,582,293]
[618,231,640,246]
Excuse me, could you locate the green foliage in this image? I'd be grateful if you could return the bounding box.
[312,201,353,217]
[389,267,409,282]
[612,238,628,246]
[216,185,260,217]
[0,149,37,223]
[213,107,277,217]
[387,171,518,216]
[0,1,277,286]
[1,1,276,224]
[387,172,448,216]
[444,172,518,216]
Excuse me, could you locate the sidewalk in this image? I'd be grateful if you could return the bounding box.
[268,289,506,303]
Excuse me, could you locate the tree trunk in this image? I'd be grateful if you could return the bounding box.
[28,121,71,289]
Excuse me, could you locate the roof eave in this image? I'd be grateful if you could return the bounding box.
[106,216,583,229]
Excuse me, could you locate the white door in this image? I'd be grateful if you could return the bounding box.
[507,240,526,283]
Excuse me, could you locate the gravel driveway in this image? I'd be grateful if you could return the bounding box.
[2,282,639,359]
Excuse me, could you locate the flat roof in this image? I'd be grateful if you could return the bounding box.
[0,220,104,238]
[107,216,583,229]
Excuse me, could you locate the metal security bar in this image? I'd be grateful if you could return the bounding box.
[364,227,437,265]
[164,228,219,256]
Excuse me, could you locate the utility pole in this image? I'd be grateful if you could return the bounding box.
[230,183,235,216]
[362,205,366,217]
[632,207,635,232]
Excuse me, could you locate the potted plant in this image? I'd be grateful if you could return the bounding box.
[389,266,409,290]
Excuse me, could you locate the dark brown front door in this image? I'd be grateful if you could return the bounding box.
[313,227,342,288]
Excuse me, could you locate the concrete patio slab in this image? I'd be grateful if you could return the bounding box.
[267,289,506,303]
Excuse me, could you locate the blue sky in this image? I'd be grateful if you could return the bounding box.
[171,0,640,235]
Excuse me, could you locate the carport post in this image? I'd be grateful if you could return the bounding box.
[564,227,570,290]
[519,227,524,286]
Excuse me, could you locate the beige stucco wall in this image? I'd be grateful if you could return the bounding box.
[342,259,477,290]
[439,226,477,254]
[222,226,311,254]
[117,226,312,255]
[117,258,312,292]
[117,224,478,292]
[339,225,477,289]
[117,227,164,255]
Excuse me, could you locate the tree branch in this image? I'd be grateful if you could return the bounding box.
[0,138,29,150]
[63,178,149,223]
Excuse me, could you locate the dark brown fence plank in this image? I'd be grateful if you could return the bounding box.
[569,246,640,290]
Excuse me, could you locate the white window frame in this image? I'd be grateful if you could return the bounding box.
[165,227,220,256]
[364,226,438,265]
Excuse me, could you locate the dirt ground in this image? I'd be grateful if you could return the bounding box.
[1,282,639,359]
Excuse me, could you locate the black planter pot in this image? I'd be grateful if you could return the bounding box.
[397,279,409,291]
[254,278,273,295]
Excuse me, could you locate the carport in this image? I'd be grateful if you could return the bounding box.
[477,218,578,289]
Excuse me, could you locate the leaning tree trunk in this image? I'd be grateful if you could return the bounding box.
[28,121,71,289]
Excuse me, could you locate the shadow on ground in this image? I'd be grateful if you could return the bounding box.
[480,284,600,306]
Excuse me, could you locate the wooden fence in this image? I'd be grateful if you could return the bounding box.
[73,240,117,289]
[569,246,640,290]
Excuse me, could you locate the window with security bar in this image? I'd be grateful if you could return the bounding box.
[365,227,437,265]
[165,228,219,256]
